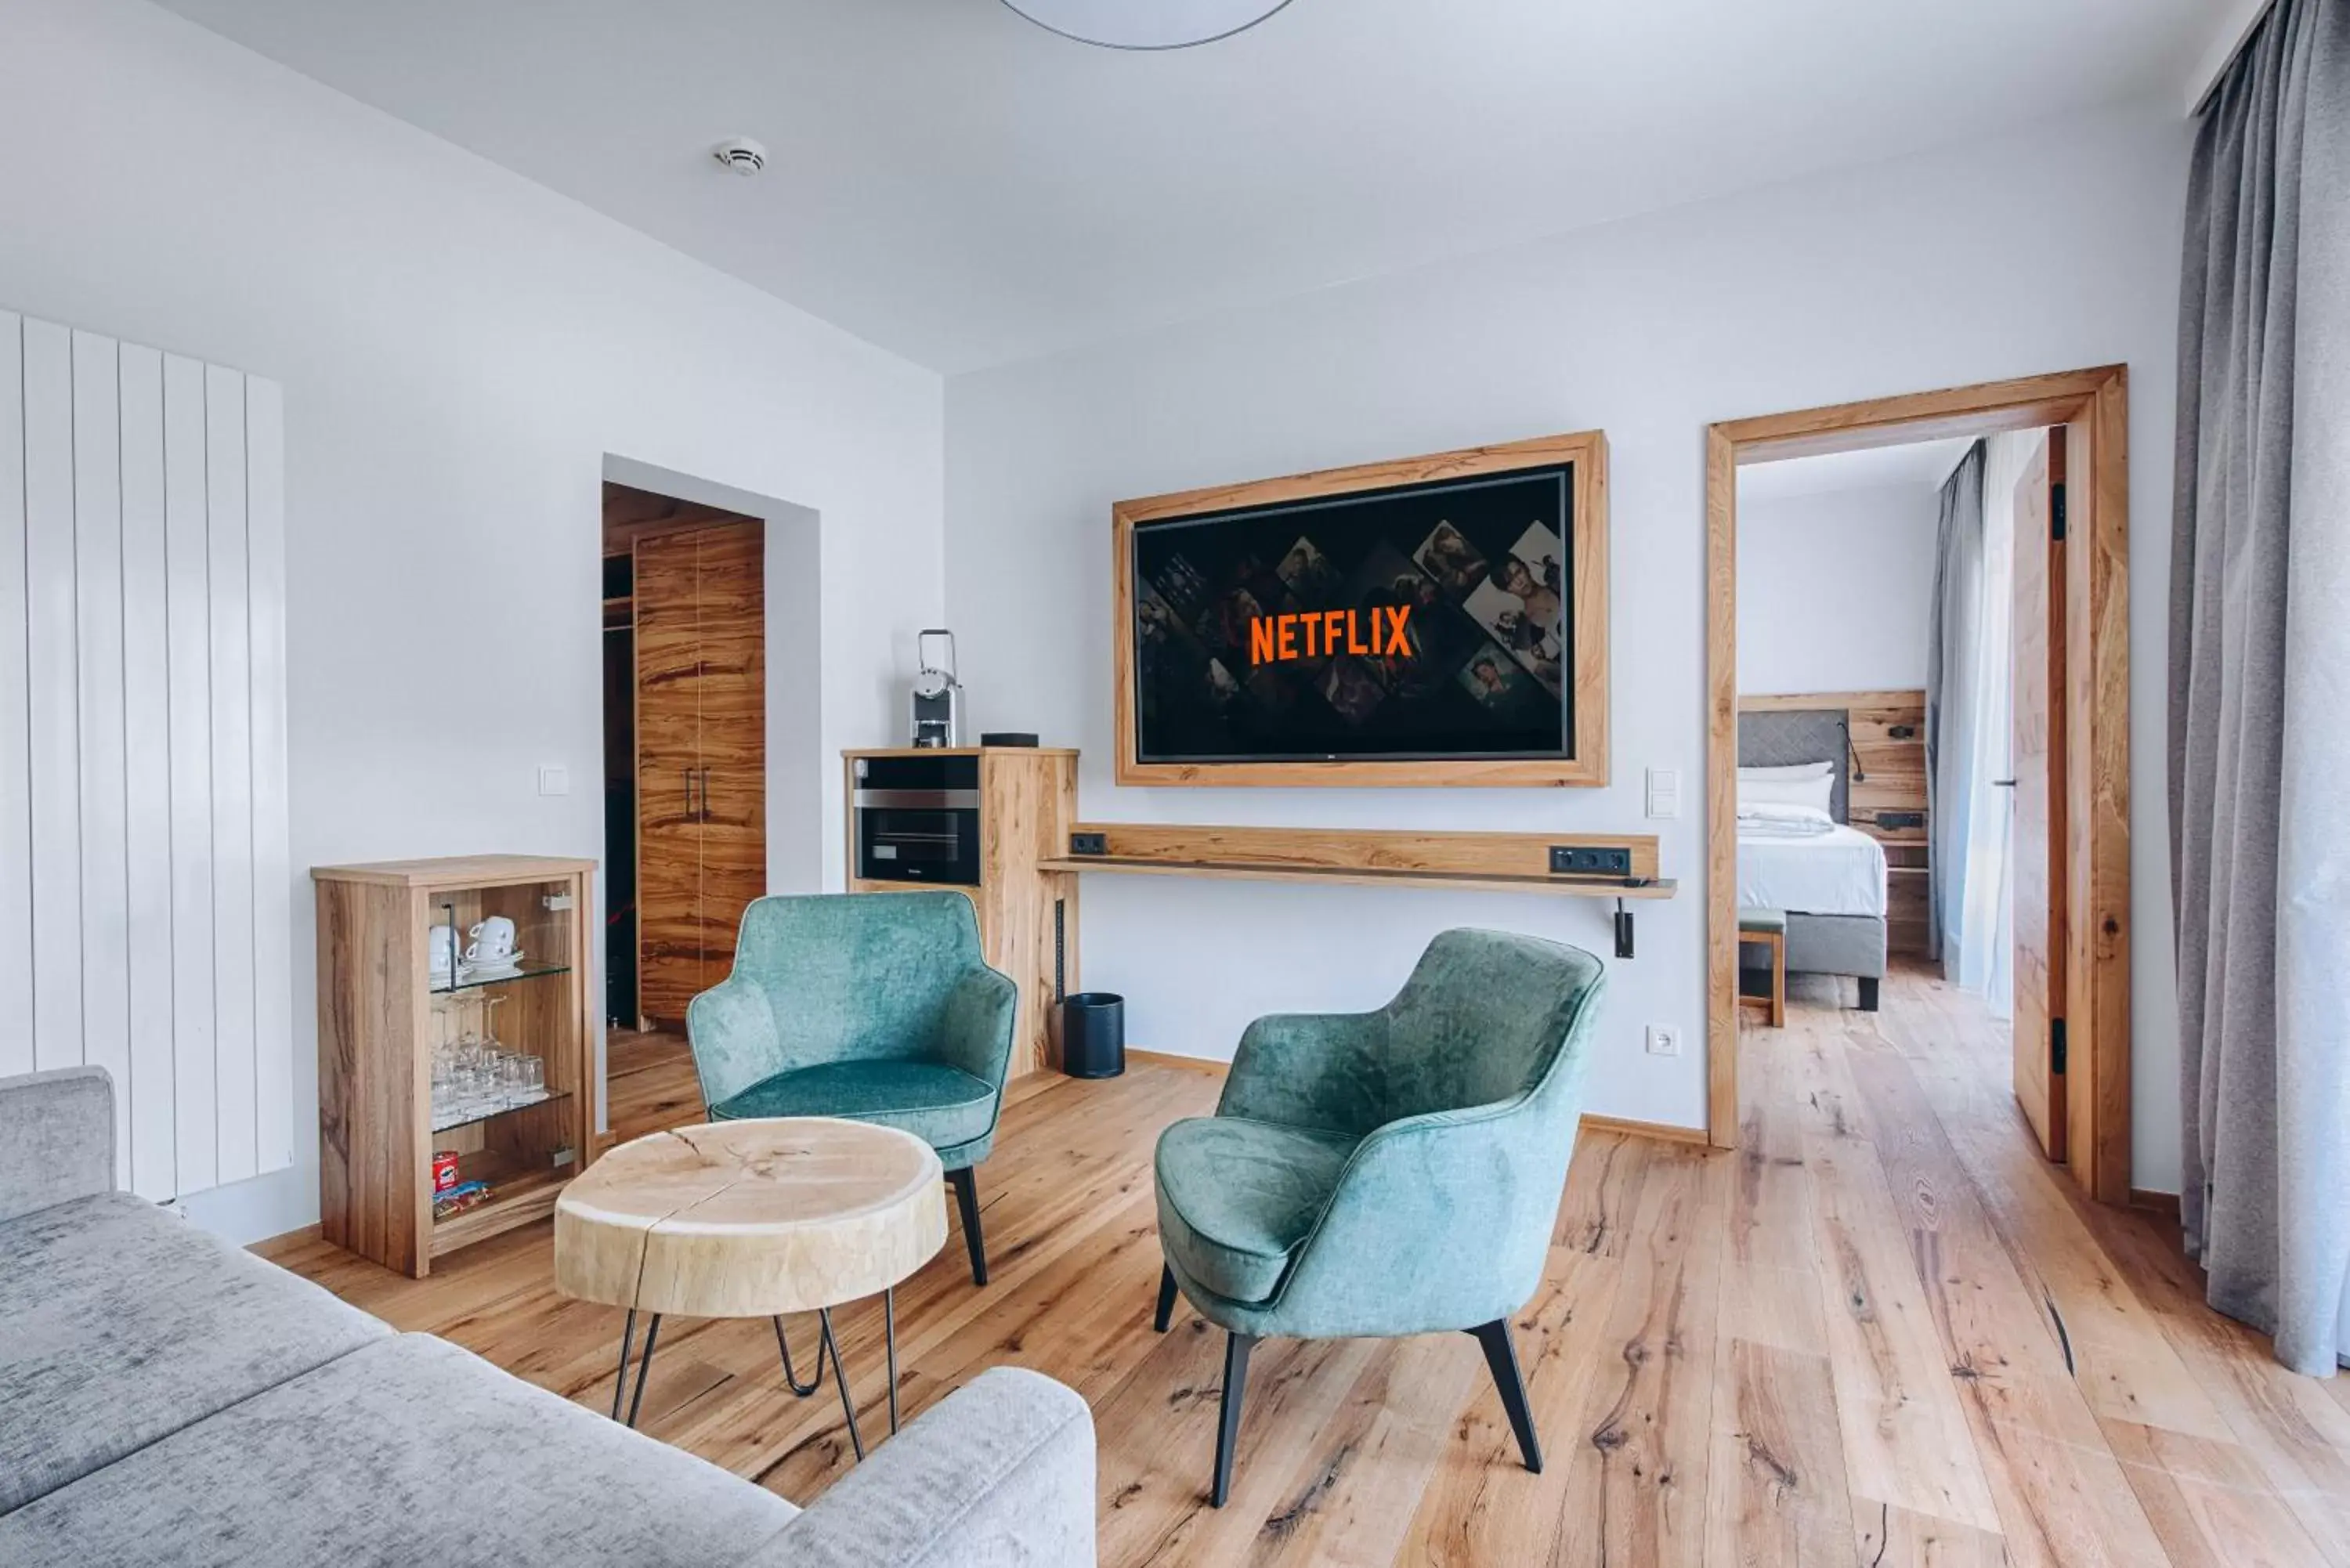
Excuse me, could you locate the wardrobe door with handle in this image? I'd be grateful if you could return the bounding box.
[690,526,766,993]
[632,529,703,1029]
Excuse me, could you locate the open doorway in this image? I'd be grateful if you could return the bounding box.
[594,457,823,1141]
[1705,368,2133,1204]
[601,481,767,1034]
[1732,437,1968,1017]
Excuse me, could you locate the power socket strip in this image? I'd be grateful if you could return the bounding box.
[1549,844,1633,877]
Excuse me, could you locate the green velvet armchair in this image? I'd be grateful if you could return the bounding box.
[1151,927,1607,1505]
[685,891,1019,1285]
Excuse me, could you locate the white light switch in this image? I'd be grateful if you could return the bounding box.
[537,765,570,797]
[1646,767,1681,819]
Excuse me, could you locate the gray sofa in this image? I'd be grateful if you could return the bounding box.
[0,1067,1096,1567]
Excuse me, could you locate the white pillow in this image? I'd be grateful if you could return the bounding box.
[1737,802,1835,835]
[1739,771,1835,815]
[1738,760,1834,782]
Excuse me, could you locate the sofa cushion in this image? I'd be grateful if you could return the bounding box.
[0,1191,389,1514]
[711,1060,996,1155]
[1155,1116,1358,1305]
[742,1368,1094,1568]
[0,1068,115,1225]
[0,1334,800,1567]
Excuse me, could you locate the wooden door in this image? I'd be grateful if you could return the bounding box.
[633,530,703,1027]
[2012,432,2068,1160]
[687,526,765,991]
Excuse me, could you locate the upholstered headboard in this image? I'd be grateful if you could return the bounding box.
[1736,706,1851,823]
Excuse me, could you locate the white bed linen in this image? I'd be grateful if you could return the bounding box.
[1737,823,1887,918]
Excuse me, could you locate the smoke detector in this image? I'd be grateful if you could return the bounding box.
[710,138,768,177]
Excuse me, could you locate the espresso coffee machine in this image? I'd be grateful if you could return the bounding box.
[909,628,966,748]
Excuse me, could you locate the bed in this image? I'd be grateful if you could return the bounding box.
[1737,707,1889,1010]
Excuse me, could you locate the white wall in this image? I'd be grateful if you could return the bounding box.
[945,101,2189,1190]
[0,0,945,1242]
[1737,482,1940,696]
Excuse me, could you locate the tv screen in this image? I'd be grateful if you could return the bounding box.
[1130,464,1574,764]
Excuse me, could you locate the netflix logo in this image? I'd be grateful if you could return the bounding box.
[1248,605,1413,666]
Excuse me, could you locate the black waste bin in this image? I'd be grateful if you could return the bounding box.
[1061,992,1126,1079]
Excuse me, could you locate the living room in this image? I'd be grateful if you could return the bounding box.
[4,1,2346,1565]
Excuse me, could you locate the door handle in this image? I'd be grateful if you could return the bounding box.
[685,768,696,819]
[1991,779,2018,788]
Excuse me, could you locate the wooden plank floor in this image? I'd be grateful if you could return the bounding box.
[264,973,2344,1566]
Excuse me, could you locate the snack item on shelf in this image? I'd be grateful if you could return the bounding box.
[432,1180,494,1221]
[432,1151,461,1194]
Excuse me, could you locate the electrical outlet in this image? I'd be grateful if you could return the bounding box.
[1645,1024,1683,1057]
[1646,767,1681,819]
[1549,844,1632,876]
[537,764,570,797]
[1069,831,1108,856]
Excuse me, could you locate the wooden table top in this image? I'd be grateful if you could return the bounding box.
[554,1118,947,1317]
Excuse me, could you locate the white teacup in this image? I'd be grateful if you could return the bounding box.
[428,924,457,976]
[466,916,517,963]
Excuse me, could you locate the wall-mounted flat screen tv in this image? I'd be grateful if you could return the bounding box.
[1112,432,1608,788]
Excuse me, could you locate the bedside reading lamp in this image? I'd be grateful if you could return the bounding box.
[1838,717,1868,784]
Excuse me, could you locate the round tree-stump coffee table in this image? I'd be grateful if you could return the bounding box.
[555,1117,946,1458]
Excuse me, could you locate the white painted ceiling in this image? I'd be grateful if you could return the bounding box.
[1737,436,1977,504]
[154,0,2219,374]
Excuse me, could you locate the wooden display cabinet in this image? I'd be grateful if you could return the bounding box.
[313,854,599,1277]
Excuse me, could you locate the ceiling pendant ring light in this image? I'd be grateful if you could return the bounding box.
[999,0,1295,50]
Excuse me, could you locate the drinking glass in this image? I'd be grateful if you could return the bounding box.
[490,1052,521,1107]
[451,1063,487,1118]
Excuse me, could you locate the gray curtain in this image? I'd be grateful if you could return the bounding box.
[1925,443,1987,974]
[2172,0,2350,1376]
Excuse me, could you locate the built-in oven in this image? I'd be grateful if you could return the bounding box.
[853,754,982,886]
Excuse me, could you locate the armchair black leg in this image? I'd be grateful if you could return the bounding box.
[1211,1332,1256,1508]
[1468,1320,1542,1473]
[949,1166,989,1286]
[1153,1264,1177,1332]
[1857,977,1881,1012]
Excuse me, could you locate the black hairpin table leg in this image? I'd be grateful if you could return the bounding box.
[819,1308,864,1461]
[774,1314,824,1397]
[624,1313,663,1429]
[770,1288,901,1452]
[885,1287,900,1434]
[609,1308,638,1421]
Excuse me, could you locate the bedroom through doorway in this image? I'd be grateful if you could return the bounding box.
[1705,369,2133,1205]
[1731,436,1969,1018]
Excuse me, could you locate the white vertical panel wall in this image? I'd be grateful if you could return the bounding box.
[24,319,79,1072]
[5,314,292,1201]
[0,316,27,1079]
[163,352,217,1196]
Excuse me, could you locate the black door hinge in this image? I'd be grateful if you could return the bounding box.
[2051,1017,2067,1075]
[2051,482,2067,542]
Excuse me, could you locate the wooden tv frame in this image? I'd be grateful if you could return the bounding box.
[1112,431,1610,788]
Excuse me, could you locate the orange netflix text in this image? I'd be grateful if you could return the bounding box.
[1247,606,1412,666]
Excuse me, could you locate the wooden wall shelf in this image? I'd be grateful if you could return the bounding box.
[1039,822,1672,956]
[1036,854,1675,900]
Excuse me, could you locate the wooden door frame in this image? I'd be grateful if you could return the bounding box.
[1705,366,2133,1204]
